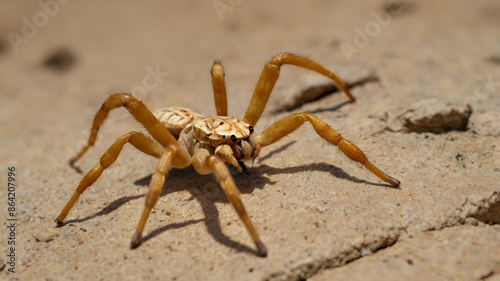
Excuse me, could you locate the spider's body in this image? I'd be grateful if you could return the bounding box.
[154,107,203,139]
[155,108,260,168]
[56,53,400,257]
[192,116,252,147]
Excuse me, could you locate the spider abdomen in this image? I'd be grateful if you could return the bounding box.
[153,107,203,139]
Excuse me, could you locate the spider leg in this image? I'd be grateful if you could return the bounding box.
[254,113,400,187]
[56,131,166,224]
[70,93,190,169]
[211,61,228,116]
[192,148,267,257]
[243,53,356,127]
[131,146,175,248]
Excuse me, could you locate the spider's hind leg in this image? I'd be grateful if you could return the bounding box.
[56,131,165,224]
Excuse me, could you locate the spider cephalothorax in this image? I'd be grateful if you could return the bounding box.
[56,53,400,257]
[191,116,260,171]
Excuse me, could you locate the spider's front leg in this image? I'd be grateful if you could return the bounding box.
[244,53,356,127]
[131,146,176,248]
[56,131,166,224]
[211,61,228,116]
[192,148,267,257]
[255,113,400,187]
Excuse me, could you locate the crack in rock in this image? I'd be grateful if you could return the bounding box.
[264,229,402,281]
[264,191,499,281]
[463,192,500,224]
[411,191,500,235]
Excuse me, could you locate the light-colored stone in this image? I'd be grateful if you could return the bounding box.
[398,98,472,133]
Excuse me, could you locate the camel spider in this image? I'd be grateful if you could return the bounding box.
[56,53,400,257]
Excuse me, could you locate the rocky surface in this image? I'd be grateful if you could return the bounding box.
[396,98,472,133]
[1,0,499,280]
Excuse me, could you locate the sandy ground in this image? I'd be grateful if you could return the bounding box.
[1,0,499,280]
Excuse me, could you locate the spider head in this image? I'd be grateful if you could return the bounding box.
[193,116,261,160]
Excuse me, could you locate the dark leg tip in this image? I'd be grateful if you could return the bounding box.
[131,232,142,249]
[55,219,64,226]
[388,177,401,188]
[255,240,268,257]
[238,161,250,175]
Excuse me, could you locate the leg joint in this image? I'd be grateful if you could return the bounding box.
[301,113,343,145]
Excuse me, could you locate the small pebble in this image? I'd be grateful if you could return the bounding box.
[43,48,76,71]
[398,98,472,133]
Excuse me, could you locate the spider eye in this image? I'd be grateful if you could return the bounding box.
[230,135,237,142]
[249,126,254,133]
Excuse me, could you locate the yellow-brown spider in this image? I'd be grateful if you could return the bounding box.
[56,53,400,257]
